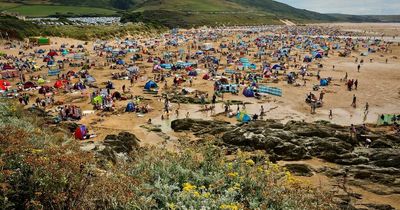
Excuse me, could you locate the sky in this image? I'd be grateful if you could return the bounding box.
[275,0,400,15]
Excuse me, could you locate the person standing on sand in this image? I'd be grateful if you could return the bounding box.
[364,102,369,114]
[122,84,126,93]
[357,64,361,72]
[329,109,333,120]
[351,94,357,108]
[354,80,358,90]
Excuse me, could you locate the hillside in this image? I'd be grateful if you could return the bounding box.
[0,0,332,24]
[0,0,398,27]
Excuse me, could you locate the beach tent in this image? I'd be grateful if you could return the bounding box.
[92,95,103,104]
[73,53,84,60]
[272,64,282,70]
[0,79,11,91]
[39,86,51,94]
[54,80,64,88]
[23,81,37,89]
[74,125,87,140]
[61,49,69,56]
[0,83,6,91]
[236,111,251,123]
[202,43,214,51]
[188,70,198,76]
[125,102,136,112]
[85,76,96,84]
[37,78,45,85]
[38,38,50,45]
[314,53,323,59]
[303,56,312,62]
[320,79,329,86]
[243,87,255,97]
[144,80,158,90]
[48,65,60,76]
[116,59,125,65]
[48,51,58,57]
[2,64,14,70]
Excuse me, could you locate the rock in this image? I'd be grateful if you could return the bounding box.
[284,164,313,176]
[171,119,231,133]
[370,139,393,148]
[103,132,140,154]
[90,132,142,163]
[364,204,395,210]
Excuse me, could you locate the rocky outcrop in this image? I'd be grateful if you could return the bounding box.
[82,132,140,163]
[170,118,400,209]
[171,119,232,135]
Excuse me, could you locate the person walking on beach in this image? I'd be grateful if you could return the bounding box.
[329,109,333,120]
[363,102,369,121]
[351,94,357,108]
[357,64,361,72]
[260,105,265,119]
[354,79,358,90]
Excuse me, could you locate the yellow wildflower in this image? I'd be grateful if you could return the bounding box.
[183,183,196,192]
[245,159,255,166]
[220,204,239,210]
[257,166,263,172]
[227,162,233,170]
[167,202,176,210]
[203,192,211,198]
[31,149,43,154]
[227,172,238,178]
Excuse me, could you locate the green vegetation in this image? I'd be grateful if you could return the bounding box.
[5,5,117,17]
[0,100,336,209]
[120,0,338,27]
[0,15,166,40]
[0,15,40,39]
[1,0,398,29]
[121,10,281,28]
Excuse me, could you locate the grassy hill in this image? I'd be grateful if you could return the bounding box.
[0,0,332,23]
[0,0,398,28]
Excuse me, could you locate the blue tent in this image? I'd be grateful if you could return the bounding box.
[160,64,172,69]
[125,102,135,112]
[188,71,198,76]
[320,79,329,86]
[314,53,323,59]
[303,56,312,62]
[243,87,255,97]
[116,59,125,65]
[236,111,251,123]
[144,80,158,90]
[272,64,281,70]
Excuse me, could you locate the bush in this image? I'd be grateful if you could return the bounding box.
[0,100,336,209]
